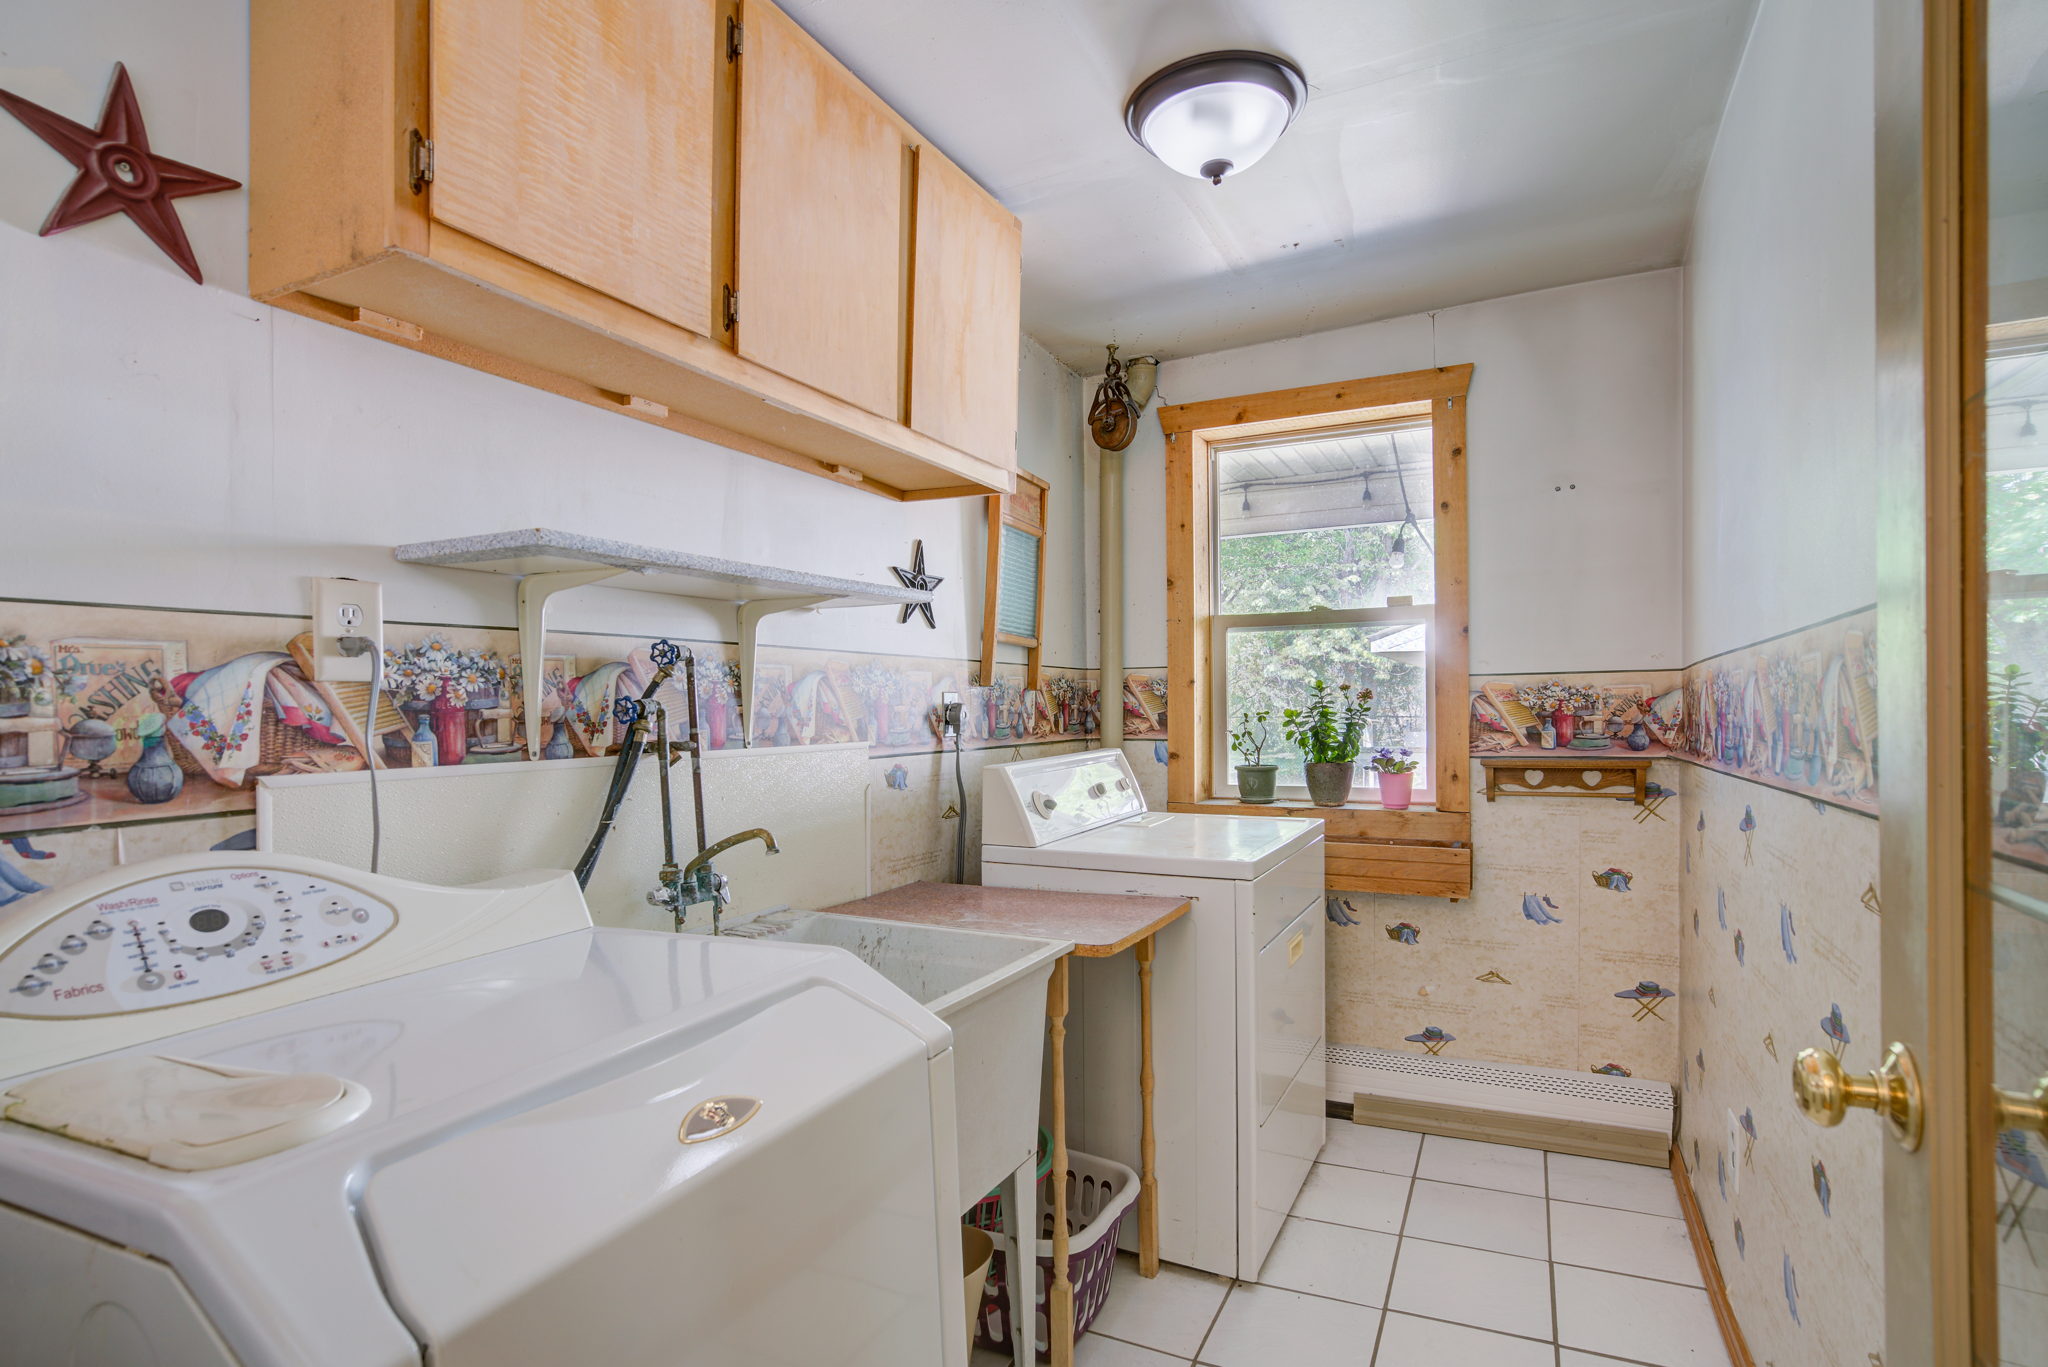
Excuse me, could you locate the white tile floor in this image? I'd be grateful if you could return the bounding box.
[974,1122,1733,1367]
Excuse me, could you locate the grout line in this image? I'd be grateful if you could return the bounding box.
[1186,1268,1233,1366]
[1302,1164,1417,1180]
[1084,1328,1198,1361]
[1230,1276,1393,1314]
[1546,1150,1561,1349]
[1367,1167,1423,1364]
[1552,1347,1694,1367]
[1548,1258,1706,1292]
[1281,1210,1406,1238]
[1545,1190,1689,1219]
[1374,1307,1562,1350]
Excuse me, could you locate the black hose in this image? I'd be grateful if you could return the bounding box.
[574,656,676,888]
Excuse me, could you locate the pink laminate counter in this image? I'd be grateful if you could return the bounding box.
[816,880,1190,956]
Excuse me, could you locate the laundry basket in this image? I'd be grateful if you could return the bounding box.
[966,1149,1139,1359]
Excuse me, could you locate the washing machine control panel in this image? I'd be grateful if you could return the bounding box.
[982,748,1148,847]
[0,866,396,1017]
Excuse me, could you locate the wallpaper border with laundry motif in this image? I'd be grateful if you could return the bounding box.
[0,597,1177,841]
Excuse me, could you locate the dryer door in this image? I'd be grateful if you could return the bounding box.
[359,984,945,1367]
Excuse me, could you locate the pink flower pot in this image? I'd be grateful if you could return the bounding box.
[1377,770,1414,809]
[1551,708,1576,747]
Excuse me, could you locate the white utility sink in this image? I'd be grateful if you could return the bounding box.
[726,909,1068,1212]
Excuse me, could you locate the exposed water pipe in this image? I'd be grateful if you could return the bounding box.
[1100,445,1124,749]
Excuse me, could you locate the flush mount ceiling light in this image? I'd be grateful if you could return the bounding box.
[1125,50,1306,185]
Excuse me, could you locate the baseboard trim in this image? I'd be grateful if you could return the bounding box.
[1352,1092,1669,1166]
[1670,1144,1755,1367]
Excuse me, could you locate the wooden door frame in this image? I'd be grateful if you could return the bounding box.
[1873,0,1993,1360]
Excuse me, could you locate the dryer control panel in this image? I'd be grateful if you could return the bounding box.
[0,867,396,1018]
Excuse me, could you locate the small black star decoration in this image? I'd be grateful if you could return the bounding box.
[891,539,942,628]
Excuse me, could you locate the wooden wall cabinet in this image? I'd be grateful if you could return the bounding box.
[250,0,1021,500]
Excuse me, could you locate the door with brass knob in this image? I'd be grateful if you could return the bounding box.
[1864,1,2048,1360]
[1790,1044,1924,1153]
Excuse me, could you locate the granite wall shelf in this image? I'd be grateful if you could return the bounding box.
[394,528,931,757]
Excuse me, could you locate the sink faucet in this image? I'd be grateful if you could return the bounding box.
[652,827,781,935]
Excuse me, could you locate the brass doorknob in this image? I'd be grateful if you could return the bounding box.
[1997,1077,2048,1136]
[1791,1042,1923,1152]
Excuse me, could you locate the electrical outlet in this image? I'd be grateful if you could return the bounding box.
[940,690,963,736]
[311,578,383,683]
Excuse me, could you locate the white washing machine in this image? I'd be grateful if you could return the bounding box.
[0,853,964,1367]
[980,749,1325,1279]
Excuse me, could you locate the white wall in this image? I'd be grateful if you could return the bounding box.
[1109,269,1685,675]
[0,0,1082,666]
[1682,0,1876,660]
[1676,6,1882,1365]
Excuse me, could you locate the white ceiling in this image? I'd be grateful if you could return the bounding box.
[781,0,1760,370]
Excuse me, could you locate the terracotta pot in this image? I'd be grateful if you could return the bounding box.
[1236,764,1278,803]
[1304,760,1355,807]
[1376,770,1414,809]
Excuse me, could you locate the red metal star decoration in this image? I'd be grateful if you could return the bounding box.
[0,63,240,283]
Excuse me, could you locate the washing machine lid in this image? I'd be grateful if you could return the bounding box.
[0,928,949,1367]
[985,810,1322,880]
[356,980,931,1366]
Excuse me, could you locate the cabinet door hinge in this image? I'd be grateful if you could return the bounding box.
[722,284,738,332]
[408,129,435,194]
[726,16,743,60]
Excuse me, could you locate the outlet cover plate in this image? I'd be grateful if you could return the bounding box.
[311,578,382,683]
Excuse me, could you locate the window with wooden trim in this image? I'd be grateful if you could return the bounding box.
[1161,365,1473,896]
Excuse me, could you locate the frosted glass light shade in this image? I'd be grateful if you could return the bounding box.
[1125,52,1306,185]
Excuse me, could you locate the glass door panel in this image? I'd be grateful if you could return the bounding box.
[1983,2,2048,1354]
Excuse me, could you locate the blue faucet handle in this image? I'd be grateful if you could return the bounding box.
[613,697,643,726]
[649,639,682,669]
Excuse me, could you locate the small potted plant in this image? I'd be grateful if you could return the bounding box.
[1281,679,1373,807]
[1230,709,1277,803]
[1370,746,1420,809]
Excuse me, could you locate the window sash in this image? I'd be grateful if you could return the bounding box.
[1209,605,1436,805]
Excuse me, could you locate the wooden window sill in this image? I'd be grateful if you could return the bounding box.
[1168,799,1474,899]
[1169,798,1470,845]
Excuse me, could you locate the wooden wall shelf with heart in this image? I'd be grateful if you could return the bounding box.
[1479,755,1653,805]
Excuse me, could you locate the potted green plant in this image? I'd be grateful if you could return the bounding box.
[1370,746,1419,809]
[1281,679,1373,807]
[1230,709,1277,803]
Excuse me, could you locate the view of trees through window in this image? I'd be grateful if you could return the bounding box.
[1213,424,1436,793]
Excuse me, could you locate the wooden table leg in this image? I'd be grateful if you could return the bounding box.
[1135,933,1159,1278]
[1046,955,1075,1367]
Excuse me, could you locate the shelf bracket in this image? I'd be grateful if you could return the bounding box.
[735,596,833,747]
[517,567,631,758]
